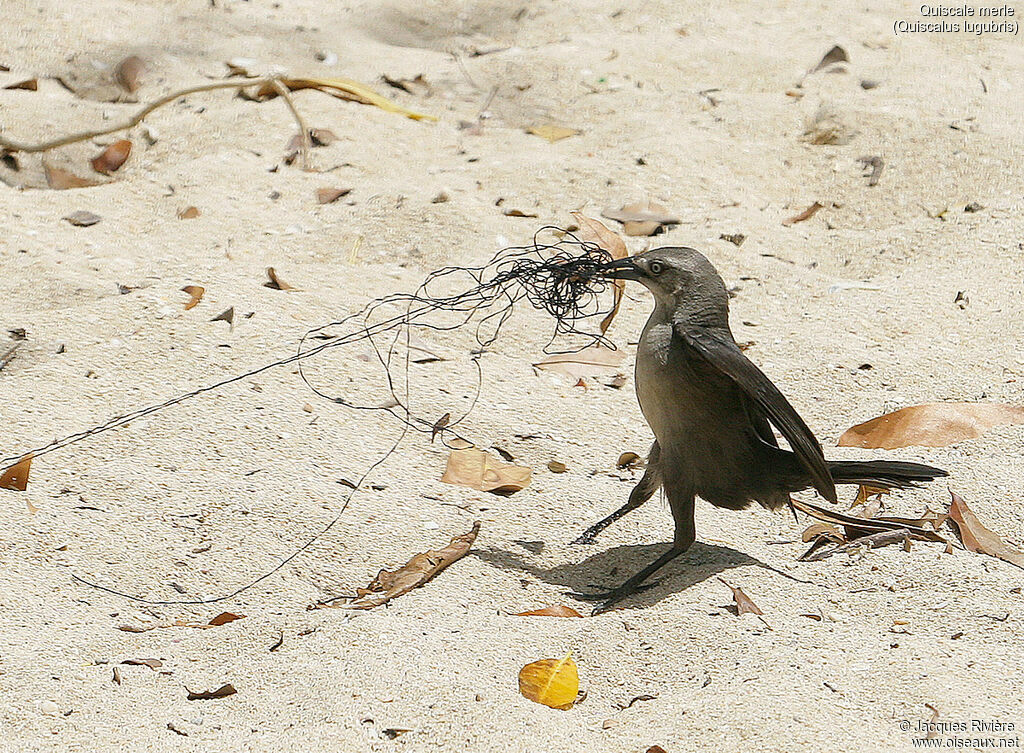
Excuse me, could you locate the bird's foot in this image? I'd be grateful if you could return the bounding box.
[566,582,659,614]
[570,531,599,545]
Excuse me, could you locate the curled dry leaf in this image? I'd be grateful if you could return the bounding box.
[811,44,849,73]
[0,454,32,491]
[526,124,580,143]
[441,449,531,495]
[114,55,145,93]
[533,345,624,380]
[718,577,771,629]
[518,652,579,709]
[264,267,295,291]
[342,521,481,609]
[547,460,567,473]
[948,491,1024,570]
[210,307,234,325]
[431,412,451,443]
[514,606,584,618]
[44,164,100,190]
[64,210,102,227]
[570,212,627,335]
[186,683,236,701]
[177,206,201,219]
[617,452,643,469]
[838,402,1024,449]
[90,139,131,174]
[121,658,163,669]
[782,202,824,226]
[181,285,205,310]
[4,79,38,91]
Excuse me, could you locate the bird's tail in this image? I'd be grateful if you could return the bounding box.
[827,460,947,490]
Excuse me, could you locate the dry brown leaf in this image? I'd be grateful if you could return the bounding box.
[186,683,236,701]
[838,403,1024,449]
[177,206,201,219]
[514,606,584,618]
[647,747,670,753]
[0,454,32,491]
[617,452,642,469]
[341,521,481,609]
[114,55,145,93]
[210,307,234,325]
[121,658,163,669]
[547,460,567,474]
[518,652,579,709]
[718,577,771,628]
[503,208,539,218]
[207,612,245,626]
[526,124,580,143]
[90,139,131,174]
[533,345,624,380]
[791,497,947,543]
[431,412,451,443]
[801,522,845,543]
[64,210,102,226]
[782,202,824,226]
[316,187,351,204]
[44,164,100,190]
[570,212,627,335]
[948,491,1024,570]
[602,201,680,225]
[251,77,435,121]
[181,285,205,310]
[623,220,663,236]
[441,449,531,495]
[4,78,38,91]
[264,267,295,291]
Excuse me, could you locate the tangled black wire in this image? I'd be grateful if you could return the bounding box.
[1,227,620,603]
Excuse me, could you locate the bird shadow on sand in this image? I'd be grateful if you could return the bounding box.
[474,540,809,611]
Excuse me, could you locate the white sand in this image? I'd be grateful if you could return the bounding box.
[1,1,1022,751]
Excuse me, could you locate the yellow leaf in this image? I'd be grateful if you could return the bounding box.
[526,124,580,143]
[441,448,531,495]
[259,77,436,121]
[518,652,579,709]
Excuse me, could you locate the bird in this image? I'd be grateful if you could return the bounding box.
[571,246,947,613]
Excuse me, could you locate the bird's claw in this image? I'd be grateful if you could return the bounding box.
[570,533,598,545]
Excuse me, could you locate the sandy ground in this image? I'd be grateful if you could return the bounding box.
[2,1,1023,751]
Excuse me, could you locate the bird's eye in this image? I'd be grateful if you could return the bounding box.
[649,261,664,275]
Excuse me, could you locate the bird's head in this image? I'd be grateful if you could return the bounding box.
[601,247,730,326]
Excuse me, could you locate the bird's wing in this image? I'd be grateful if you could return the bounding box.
[678,324,837,503]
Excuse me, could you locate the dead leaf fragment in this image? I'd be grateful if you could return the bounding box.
[570,212,627,335]
[186,683,236,701]
[811,45,849,73]
[249,77,435,121]
[177,206,201,219]
[431,412,451,443]
[441,449,531,495]
[90,139,131,174]
[63,210,102,227]
[526,124,580,143]
[340,521,481,609]
[838,403,1024,449]
[316,187,351,204]
[264,267,295,291]
[534,345,624,380]
[0,454,32,491]
[602,201,680,226]
[44,164,100,189]
[114,55,145,93]
[617,452,642,469]
[503,208,539,218]
[948,491,1024,570]
[121,658,163,669]
[518,652,579,709]
[782,202,823,226]
[514,606,584,618]
[4,78,38,91]
[622,220,662,236]
[647,747,670,753]
[207,612,245,626]
[718,577,771,629]
[181,285,205,310]
[210,307,234,325]
[547,460,567,474]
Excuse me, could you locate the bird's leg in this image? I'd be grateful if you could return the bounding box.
[571,442,661,545]
[573,488,696,615]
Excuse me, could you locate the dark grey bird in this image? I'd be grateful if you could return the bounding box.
[572,246,946,613]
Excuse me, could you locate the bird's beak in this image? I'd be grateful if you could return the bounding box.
[599,256,644,282]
